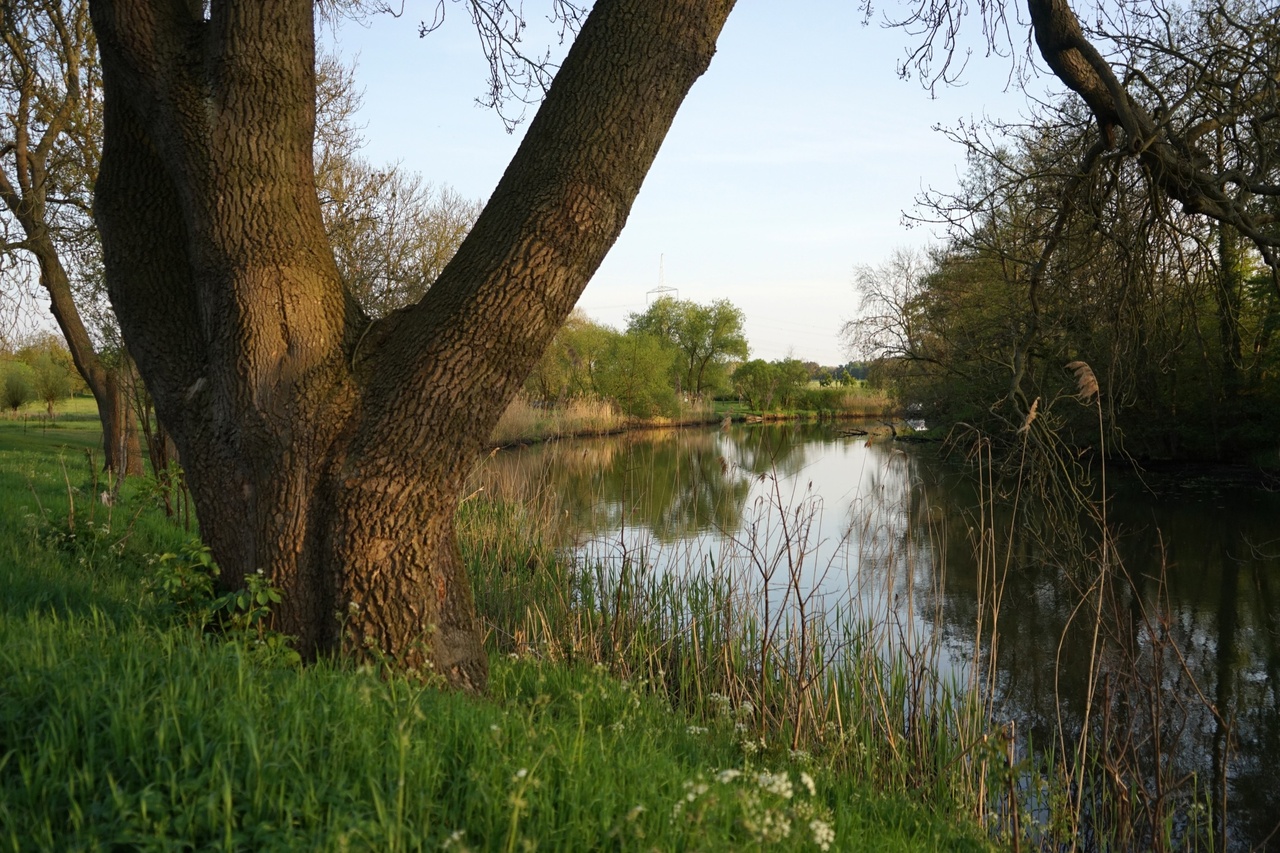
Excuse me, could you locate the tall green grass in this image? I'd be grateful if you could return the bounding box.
[0,416,994,850]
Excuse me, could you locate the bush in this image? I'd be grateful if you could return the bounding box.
[594,331,679,418]
[2,361,36,413]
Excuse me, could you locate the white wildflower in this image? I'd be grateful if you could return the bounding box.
[686,725,708,735]
[810,818,835,851]
[715,768,743,784]
[799,771,817,797]
[757,771,794,799]
[682,780,709,802]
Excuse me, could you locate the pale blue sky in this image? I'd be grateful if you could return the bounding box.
[328,2,1043,365]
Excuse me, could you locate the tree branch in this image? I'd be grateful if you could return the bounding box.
[361,0,735,457]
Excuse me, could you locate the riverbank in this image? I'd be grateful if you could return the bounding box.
[0,411,994,850]
[489,389,898,447]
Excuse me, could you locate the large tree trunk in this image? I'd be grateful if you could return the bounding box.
[90,0,735,688]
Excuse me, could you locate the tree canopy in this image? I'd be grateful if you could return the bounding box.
[627,296,749,397]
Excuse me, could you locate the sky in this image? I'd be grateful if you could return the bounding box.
[325,3,1045,366]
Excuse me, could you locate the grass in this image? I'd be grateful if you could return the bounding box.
[0,395,102,455]
[715,384,897,421]
[490,395,626,445]
[0,412,994,850]
[490,394,726,446]
[462,417,1229,851]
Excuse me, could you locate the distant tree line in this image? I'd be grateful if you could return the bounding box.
[526,297,872,417]
[1,334,85,417]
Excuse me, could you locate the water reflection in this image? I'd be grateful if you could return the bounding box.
[485,424,834,544]
[480,424,1280,849]
[900,462,1280,849]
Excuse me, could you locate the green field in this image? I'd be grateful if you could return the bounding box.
[0,412,994,851]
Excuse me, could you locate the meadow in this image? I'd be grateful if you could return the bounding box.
[0,401,994,851]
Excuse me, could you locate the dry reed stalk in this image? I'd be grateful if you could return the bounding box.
[1065,361,1099,402]
[1018,397,1039,434]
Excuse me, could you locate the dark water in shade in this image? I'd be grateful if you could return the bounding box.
[480,421,1280,849]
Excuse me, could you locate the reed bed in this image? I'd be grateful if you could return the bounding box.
[793,385,896,418]
[462,422,1229,851]
[459,457,991,823]
[490,394,624,445]
[489,393,725,446]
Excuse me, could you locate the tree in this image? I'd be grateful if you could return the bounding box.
[1024,0,1279,267]
[0,0,143,475]
[773,359,811,408]
[876,82,1279,458]
[593,330,678,417]
[2,359,35,413]
[324,168,481,318]
[732,359,778,410]
[899,0,1279,280]
[627,296,749,396]
[732,358,810,410]
[524,308,613,404]
[88,0,735,688]
[842,247,932,365]
[30,348,71,416]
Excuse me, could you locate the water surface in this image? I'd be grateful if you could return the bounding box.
[481,422,1280,848]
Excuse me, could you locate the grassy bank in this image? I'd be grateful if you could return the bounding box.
[0,415,993,850]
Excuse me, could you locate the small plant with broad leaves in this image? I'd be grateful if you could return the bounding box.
[149,540,219,623]
[150,541,301,666]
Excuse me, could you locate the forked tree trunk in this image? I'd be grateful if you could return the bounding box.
[90,0,734,688]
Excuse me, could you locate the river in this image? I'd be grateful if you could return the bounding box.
[478,421,1280,849]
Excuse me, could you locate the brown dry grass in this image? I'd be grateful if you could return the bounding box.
[833,387,895,417]
[490,394,624,445]
[490,394,723,445]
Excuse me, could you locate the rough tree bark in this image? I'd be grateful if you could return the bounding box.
[89,0,735,689]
